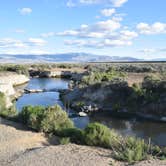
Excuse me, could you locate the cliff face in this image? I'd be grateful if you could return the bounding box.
[0,72,29,108]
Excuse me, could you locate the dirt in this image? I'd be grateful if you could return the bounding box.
[0,117,166,166]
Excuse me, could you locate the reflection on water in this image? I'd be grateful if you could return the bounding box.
[16,92,64,111]
[90,113,166,146]
[16,78,166,146]
[16,78,69,111]
[26,77,69,90]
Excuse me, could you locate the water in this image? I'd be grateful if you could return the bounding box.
[16,78,166,146]
[16,78,68,110]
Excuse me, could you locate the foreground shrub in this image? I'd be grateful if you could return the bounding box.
[58,128,84,144]
[19,105,74,133]
[0,92,6,112]
[113,137,149,163]
[0,93,17,119]
[84,122,119,148]
[60,137,71,145]
[19,105,45,130]
[40,105,74,133]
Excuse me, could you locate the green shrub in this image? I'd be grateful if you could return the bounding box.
[0,64,29,76]
[58,128,84,144]
[84,122,119,148]
[40,105,74,133]
[0,92,6,112]
[113,137,149,163]
[19,105,74,133]
[75,101,85,108]
[60,137,71,145]
[19,105,45,130]
[151,146,166,160]
[81,69,125,86]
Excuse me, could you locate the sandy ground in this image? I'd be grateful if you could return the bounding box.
[0,117,166,166]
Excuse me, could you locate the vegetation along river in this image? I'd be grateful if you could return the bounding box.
[16,77,166,146]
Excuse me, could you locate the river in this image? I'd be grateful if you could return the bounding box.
[16,77,166,146]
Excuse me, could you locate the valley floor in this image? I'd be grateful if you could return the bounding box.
[0,118,166,166]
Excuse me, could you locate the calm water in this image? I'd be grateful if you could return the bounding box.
[16,78,166,146]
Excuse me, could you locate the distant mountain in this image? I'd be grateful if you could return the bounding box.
[0,53,141,63]
[151,58,166,61]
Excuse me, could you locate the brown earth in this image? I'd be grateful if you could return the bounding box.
[0,118,166,166]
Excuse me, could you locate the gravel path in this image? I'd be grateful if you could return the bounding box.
[0,118,48,166]
[0,117,166,166]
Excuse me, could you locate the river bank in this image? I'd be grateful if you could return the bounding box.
[0,72,29,108]
[0,64,165,164]
[1,117,166,166]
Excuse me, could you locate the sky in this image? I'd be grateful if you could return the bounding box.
[0,0,166,59]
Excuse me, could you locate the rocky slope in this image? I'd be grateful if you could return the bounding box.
[0,72,29,107]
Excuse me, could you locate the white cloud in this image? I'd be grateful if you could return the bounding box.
[58,30,79,36]
[101,8,115,17]
[67,0,128,7]
[138,48,166,54]
[137,22,166,35]
[40,32,55,38]
[0,38,47,49]
[138,48,156,54]
[80,0,100,4]
[120,30,138,40]
[0,38,27,48]
[57,12,138,49]
[111,0,128,7]
[95,19,121,31]
[19,8,32,15]
[65,38,132,48]
[58,19,121,38]
[28,38,47,46]
[67,0,76,7]
[0,37,48,55]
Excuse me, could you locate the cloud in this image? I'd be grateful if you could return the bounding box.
[67,0,128,7]
[119,30,138,40]
[67,0,76,7]
[137,22,166,35]
[0,38,47,49]
[79,0,101,4]
[27,38,47,46]
[101,8,116,17]
[0,37,48,55]
[138,48,156,54]
[58,19,121,38]
[19,8,32,15]
[40,32,55,38]
[138,48,166,54]
[95,19,121,31]
[0,38,27,48]
[57,14,137,49]
[111,0,128,7]
[65,38,132,48]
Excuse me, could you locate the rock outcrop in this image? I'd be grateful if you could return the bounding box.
[29,68,86,79]
[0,72,29,108]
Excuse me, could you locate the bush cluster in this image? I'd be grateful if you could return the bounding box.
[0,92,6,112]
[18,105,74,133]
[1,102,166,163]
[0,64,29,76]
[80,68,125,87]
[83,122,119,148]
[59,122,166,163]
[113,137,149,163]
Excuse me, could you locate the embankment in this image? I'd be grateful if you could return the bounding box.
[0,72,29,108]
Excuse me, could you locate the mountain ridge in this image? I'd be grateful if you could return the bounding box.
[0,53,165,63]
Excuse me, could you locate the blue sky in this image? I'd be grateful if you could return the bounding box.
[0,0,166,59]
